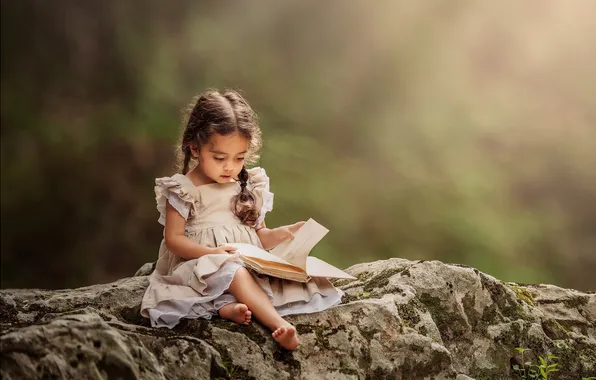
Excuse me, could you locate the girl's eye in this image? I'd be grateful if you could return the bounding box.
[214,157,225,161]
[236,157,245,161]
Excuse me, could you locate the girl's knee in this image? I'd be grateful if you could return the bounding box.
[233,266,251,280]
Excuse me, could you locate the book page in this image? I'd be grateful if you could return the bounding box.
[270,219,329,270]
[228,243,292,266]
[306,257,357,279]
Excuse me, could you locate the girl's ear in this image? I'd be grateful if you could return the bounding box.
[190,144,200,158]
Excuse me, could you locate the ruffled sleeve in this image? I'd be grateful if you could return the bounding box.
[154,175,198,226]
[247,167,274,228]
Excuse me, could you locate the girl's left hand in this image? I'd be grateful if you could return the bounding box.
[271,221,305,243]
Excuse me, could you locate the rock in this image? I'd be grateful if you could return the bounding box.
[1,258,594,379]
[134,262,155,277]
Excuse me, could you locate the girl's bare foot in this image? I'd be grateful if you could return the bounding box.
[218,303,252,325]
[272,325,300,350]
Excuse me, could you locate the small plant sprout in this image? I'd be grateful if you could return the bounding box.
[513,347,561,380]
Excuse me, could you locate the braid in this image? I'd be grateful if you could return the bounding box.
[177,98,203,174]
[181,146,192,174]
[232,166,259,226]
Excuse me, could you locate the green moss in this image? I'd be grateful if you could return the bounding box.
[480,274,530,321]
[344,290,380,301]
[311,326,330,349]
[331,278,354,287]
[358,326,377,342]
[418,293,468,342]
[541,318,569,340]
[295,324,313,335]
[556,318,589,335]
[295,323,346,350]
[357,271,374,281]
[543,339,596,378]
[492,320,529,347]
[480,303,502,327]
[396,302,421,328]
[386,285,406,297]
[507,284,535,307]
[363,267,408,292]
[562,295,589,309]
[340,293,359,304]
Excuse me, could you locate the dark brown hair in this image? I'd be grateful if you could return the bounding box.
[177,89,262,226]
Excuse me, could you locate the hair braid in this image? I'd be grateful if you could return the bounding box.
[232,166,259,226]
[181,146,192,174]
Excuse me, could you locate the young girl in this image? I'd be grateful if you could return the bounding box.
[140,89,343,350]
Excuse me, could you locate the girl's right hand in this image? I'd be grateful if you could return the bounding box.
[211,246,237,254]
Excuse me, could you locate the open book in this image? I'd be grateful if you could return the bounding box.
[228,219,357,283]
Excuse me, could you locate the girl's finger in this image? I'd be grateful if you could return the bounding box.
[289,221,305,232]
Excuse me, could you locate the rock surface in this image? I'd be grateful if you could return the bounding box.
[1,258,594,379]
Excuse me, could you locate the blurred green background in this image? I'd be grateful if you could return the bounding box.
[1,1,595,291]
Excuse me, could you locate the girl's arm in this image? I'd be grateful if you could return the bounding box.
[256,221,305,250]
[164,201,236,259]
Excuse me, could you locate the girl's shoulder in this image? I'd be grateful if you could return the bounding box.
[155,173,201,203]
[247,167,270,189]
[246,167,273,226]
[154,174,200,225]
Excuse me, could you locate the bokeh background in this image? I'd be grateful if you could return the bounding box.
[2,1,595,291]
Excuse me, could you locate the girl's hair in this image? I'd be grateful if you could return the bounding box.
[177,89,263,226]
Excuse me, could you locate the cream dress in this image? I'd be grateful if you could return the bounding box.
[141,167,343,328]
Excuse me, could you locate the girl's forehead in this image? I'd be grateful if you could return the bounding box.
[207,132,249,153]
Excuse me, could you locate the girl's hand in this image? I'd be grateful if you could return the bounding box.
[287,221,306,234]
[271,221,306,243]
[211,246,237,254]
[256,221,306,250]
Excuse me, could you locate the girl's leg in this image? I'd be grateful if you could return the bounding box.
[227,267,300,350]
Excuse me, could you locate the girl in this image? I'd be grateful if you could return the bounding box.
[140,89,343,350]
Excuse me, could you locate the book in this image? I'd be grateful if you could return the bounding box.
[228,218,357,283]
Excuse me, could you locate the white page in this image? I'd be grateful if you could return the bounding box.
[306,257,357,279]
[227,243,293,266]
[270,219,329,269]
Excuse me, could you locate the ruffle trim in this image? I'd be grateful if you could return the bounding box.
[155,176,197,226]
[247,167,274,227]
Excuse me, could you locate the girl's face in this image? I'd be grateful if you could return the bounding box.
[192,132,250,183]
